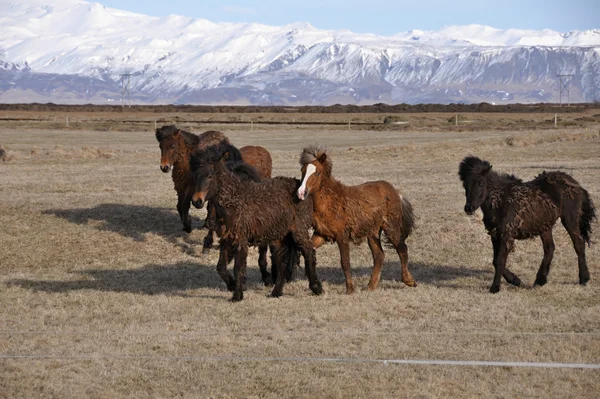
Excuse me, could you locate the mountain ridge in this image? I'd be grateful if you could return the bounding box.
[1,0,599,104]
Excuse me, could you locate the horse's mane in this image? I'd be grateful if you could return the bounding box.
[190,142,260,182]
[198,130,230,149]
[459,156,522,184]
[300,145,332,177]
[155,125,200,147]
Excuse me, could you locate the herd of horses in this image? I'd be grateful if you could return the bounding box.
[156,125,596,302]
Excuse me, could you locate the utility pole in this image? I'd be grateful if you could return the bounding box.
[557,74,574,107]
[120,73,132,108]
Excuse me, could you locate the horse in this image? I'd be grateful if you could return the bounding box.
[0,145,6,162]
[458,156,596,293]
[155,125,272,249]
[201,144,272,253]
[297,146,416,294]
[156,125,228,233]
[190,144,322,302]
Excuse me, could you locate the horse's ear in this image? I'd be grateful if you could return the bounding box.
[173,129,181,138]
[222,151,230,161]
[482,161,492,175]
[317,152,327,164]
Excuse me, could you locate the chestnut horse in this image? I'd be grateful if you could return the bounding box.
[156,125,228,233]
[459,156,596,293]
[297,146,416,294]
[190,144,322,301]
[155,125,272,251]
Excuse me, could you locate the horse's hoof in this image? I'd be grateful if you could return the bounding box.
[346,286,355,295]
[262,276,273,287]
[270,290,283,298]
[183,226,192,234]
[226,282,236,292]
[231,291,243,302]
[534,276,547,286]
[579,277,590,286]
[403,280,417,287]
[202,247,211,254]
[512,277,522,287]
[489,285,500,294]
[310,282,323,295]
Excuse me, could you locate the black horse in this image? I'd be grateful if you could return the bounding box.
[459,156,595,293]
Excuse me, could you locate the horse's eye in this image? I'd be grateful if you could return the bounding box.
[315,171,321,176]
[171,145,175,149]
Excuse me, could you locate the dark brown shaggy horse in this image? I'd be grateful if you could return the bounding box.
[297,146,416,294]
[459,156,596,293]
[190,145,322,302]
[201,144,272,253]
[155,125,272,246]
[0,146,6,163]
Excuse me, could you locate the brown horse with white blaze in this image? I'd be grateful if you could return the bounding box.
[297,146,416,294]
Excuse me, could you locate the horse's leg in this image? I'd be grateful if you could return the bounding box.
[270,241,286,298]
[534,230,555,286]
[562,216,590,285]
[177,192,192,233]
[338,241,355,294]
[202,202,216,254]
[500,238,521,286]
[258,244,272,287]
[293,232,323,296]
[232,244,248,302]
[366,235,385,291]
[490,236,509,293]
[217,241,236,292]
[396,238,416,287]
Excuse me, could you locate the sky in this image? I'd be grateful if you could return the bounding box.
[95,0,598,35]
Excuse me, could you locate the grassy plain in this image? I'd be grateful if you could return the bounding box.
[0,111,599,398]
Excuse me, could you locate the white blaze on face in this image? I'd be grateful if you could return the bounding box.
[297,163,316,200]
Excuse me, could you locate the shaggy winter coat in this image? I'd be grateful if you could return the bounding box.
[191,147,322,302]
[459,155,595,293]
[298,145,416,294]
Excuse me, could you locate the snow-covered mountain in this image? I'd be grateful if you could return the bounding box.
[1,0,599,104]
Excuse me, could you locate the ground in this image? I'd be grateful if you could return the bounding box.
[0,111,599,398]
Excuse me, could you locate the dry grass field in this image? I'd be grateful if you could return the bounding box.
[1,112,599,398]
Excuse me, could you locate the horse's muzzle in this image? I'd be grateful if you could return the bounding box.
[160,165,171,173]
[464,204,476,215]
[297,188,308,201]
[192,198,205,209]
[192,192,206,209]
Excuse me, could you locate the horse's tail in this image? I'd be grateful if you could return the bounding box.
[400,195,415,239]
[581,188,596,246]
[270,234,301,284]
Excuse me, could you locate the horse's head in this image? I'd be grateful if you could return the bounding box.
[155,125,181,173]
[458,156,492,215]
[190,144,231,209]
[298,146,330,201]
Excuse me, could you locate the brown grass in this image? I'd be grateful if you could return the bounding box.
[0,117,599,398]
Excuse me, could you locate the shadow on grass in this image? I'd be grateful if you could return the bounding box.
[6,261,274,296]
[43,203,205,242]
[298,262,492,288]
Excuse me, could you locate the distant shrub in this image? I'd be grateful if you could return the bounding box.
[383,115,407,124]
